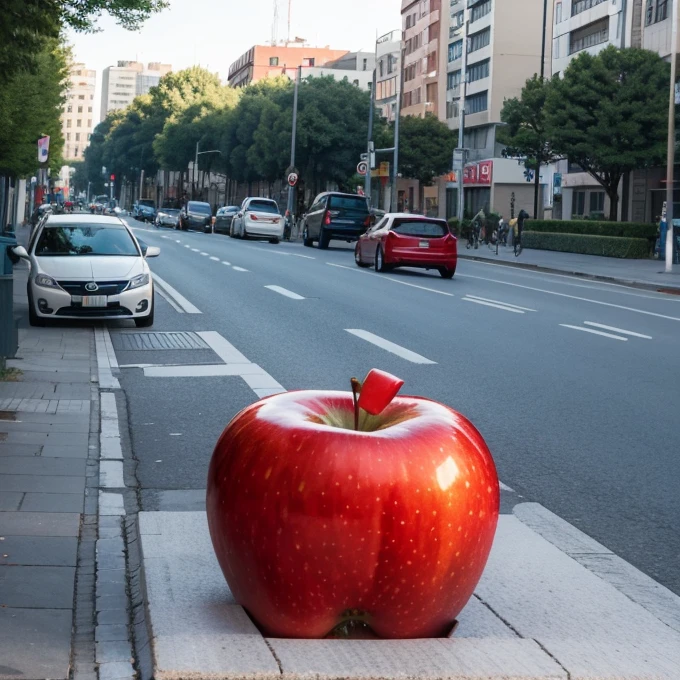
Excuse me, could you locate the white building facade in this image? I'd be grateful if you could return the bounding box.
[62,63,96,161]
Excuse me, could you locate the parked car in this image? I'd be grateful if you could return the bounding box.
[133,199,157,222]
[231,198,284,243]
[303,192,371,249]
[354,214,457,279]
[155,208,180,229]
[214,206,239,235]
[11,213,160,327]
[179,201,213,232]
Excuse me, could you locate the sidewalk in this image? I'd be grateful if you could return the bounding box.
[0,267,133,680]
[458,242,680,291]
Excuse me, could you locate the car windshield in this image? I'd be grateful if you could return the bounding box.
[329,196,369,213]
[35,225,139,257]
[161,209,179,216]
[391,219,449,238]
[248,200,279,214]
[188,202,211,214]
[139,200,155,208]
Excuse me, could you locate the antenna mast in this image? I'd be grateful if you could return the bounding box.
[271,0,279,46]
[287,0,292,43]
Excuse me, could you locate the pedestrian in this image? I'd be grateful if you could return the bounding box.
[517,208,529,243]
[497,215,507,244]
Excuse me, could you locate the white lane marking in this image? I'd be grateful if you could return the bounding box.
[160,235,170,239]
[197,331,250,363]
[464,295,536,312]
[155,285,184,313]
[327,263,455,297]
[462,298,524,314]
[265,285,305,300]
[200,252,209,256]
[94,328,120,389]
[465,259,680,302]
[233,266,249,272]
[499,481,515,492]
[209,256,220,261]
[175,239,181,243]
[152,273,202,314]
[293,253,315,260]
[345,329,436,364]
[560,324,627,341]
[222,261,231,266]
[456,273,680,322]
[184,245,191,249]
[583,322,652,339]
[191,248,200,252]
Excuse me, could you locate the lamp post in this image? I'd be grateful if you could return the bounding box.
[665,0,678,273]
[286,65,301,220]
[533,0,549,220]
[194,142,222,201]
[452,10,469,223]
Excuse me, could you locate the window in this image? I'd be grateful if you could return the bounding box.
[589,191,605,214]
[447,70,461,90]
[465,127,488,149]
[88,106,93,113]
[67,104,72,113]
[379,59,384,76]
[90,94,94,100]
[78,94,85,100]
[426,51,437,73]
[77,119,82,127]
[645,0,654,25]
[469,28,491,53]
[467,58,490,82]
[470,0,492,23]
[77,106,83,113]
[269,56,279,66]
[555,2,562,23]
[88,119,92,127]
[573,190,586,216]
[448,40,463,62]
[74,147,79,157]
[75,133,81,141]
[466,90,488,114]
[572,0,606,16]
[302,57,315,66]
[569,19,609,54]
[363,58,368,71]
[66,120,72,128]
[391,219,447,237]
[446,99,459,118]
[66,133,71,141]
[656,0,668,21]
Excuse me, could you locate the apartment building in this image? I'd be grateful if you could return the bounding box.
[100,61,172,120]
[227,45,350,88]
[433,0,552,217]
[62,63,96,161]
[376,30,402,122]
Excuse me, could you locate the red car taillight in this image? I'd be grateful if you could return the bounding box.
[250,214,259,221]
[323,211,331,226]
[364,215,371,227]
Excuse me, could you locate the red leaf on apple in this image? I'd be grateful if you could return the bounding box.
[357,369,405,416]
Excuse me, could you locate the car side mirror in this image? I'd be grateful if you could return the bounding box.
[12,246,29,259]
[145,246,160,258]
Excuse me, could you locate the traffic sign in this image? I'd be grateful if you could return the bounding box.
[357,161,368,176]
[287,172,299,187]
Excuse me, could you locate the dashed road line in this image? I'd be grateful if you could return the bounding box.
[209,256,220,261]
[200,252,209,256]
[265,285,305,300]
[462,295,536,313]
[583,322,652,339]
[152,273,202,314]
[191,248,200,252]
[233,266,249,272]
[345,329,437,364]
[560,324,627,341]
[222,261,231,266]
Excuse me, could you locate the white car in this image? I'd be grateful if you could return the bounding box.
[231,198,284,243]
[12,214,159,328]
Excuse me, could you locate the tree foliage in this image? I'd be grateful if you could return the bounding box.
[1,0,167,84]
[544,46,670,220]
[0,39,68,177]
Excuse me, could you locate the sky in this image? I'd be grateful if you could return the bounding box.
[67,0,401,121]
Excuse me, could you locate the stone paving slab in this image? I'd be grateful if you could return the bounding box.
[0,456,86,476]
[0,608,72,680]
[0,473,85,494]
[0,565,76,608]
[0,443,43,456]
[138,510,680,680]
[20,492,85,513]
[0,536,78,566]
[0,511,81,536]
[42,444,90,458]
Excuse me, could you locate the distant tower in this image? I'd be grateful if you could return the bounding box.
[271,0,279,45]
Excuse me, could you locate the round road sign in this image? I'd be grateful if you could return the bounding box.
[287,172,299,187]
[357,161,368,176]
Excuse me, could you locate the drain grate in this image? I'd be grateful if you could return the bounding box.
[112,332,210,351]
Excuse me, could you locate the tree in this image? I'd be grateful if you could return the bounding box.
[0,0,167,84]
[545,46,670,221]
[0,39,68,177]
[499,75,561,218]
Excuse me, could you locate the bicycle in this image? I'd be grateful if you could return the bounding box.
[487,228,500,255]
[466,222,481,250]
[514,230,523,257]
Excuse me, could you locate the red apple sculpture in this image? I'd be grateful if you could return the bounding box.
[206,370,499,639]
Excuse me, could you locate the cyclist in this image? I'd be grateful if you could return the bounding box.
[513,209,530,255]
[471,208,485,248]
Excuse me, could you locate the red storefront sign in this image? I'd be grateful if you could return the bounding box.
[464,160,493,186]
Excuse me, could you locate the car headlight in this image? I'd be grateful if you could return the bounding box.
[127,273,150,290]
[34,274,60,289]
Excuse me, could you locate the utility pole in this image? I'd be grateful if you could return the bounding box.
[194,142,199,200]
[392,45,405,212]
[455,12,469,222]
[286,65,301,219]
[365,68,377,203]
[533,0,549,219]
[665,0,678,273]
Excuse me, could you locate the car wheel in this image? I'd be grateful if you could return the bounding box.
[318,226,329,250]
[303,226,313,247]
[27,288,45,327]
[134,295,154,328]
[269,237,280,244]
[375,245,388,273]
[439,267,455,279]
[355,244,369,268]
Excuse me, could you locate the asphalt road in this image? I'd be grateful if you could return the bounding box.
[114,217,680,595]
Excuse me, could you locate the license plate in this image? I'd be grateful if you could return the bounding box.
[419,240,430,248]
[82,295,107,307]
[335,219,354,224]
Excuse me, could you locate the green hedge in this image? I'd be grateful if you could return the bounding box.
[527,219,656,240]
[522,231,652,259]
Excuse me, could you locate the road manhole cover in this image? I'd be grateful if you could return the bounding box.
[112,332,210,351]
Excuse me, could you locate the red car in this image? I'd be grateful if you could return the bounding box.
[354,213,457,278]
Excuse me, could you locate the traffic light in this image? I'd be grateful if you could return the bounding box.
[110,174,115,181]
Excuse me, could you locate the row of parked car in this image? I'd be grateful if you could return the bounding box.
[144,191,458,278]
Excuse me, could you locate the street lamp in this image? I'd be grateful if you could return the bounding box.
[664,0,678,273]
[194,143,222,200]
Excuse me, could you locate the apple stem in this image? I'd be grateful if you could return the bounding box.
[350,378,362,431]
